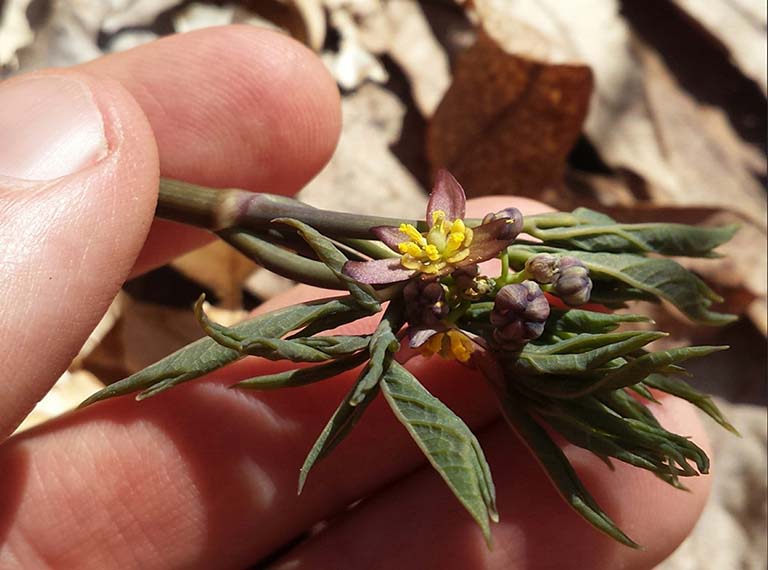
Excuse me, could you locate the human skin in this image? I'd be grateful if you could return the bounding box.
[0,26,710,569]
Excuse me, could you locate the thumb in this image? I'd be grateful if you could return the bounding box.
[0,71,159,438]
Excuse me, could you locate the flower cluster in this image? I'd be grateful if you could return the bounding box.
[342,171,596,364]
[344,170,525,364]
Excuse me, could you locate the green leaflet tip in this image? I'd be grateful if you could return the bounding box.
[297,470,309,495]
[78,391,105,409]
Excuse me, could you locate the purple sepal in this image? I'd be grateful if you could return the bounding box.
[428,169,466,224]
[372,226,408,252]
[343,259,415,284]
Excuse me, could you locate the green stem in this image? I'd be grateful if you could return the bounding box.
[158,178,424,238]
[499,252,509,283]
[218,228,345,290]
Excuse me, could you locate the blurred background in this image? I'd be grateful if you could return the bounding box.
[2,1,765,568]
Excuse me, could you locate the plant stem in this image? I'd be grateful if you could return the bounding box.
[158,178,425,238]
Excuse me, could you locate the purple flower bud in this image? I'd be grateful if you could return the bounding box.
[404,279,449,326]
[525,253,559,284]
[491,280,550,346]
[553,256,593,306]
[453,265,495,300]
[481,207,524,241]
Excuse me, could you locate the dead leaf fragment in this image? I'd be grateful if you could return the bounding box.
[671,0,767,95]
[172,240,257,310]
[428,17,592,201]
[299,83,426,218]
[0,0,37,73]
[12,370,104,435]
[380,0,451,117]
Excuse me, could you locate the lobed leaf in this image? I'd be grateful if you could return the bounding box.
[540,397,709,477]
[80,295,364,406]
[349,300,405,406]
[298,369,380,493]
[381,362,498,544]
[520,345,727,400]
[546,309,651,334]
[491,381,640,548]
[527,208,737,257]
[515,332,666,375]
[643,374,738,434]
[234,352,369,390]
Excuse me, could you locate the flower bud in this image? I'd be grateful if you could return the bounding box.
[481,207,524,241]
[453,265,495,300]
[491,280,550,345]
[404,279,449,325]
[553,256,593,306]
[525,253,559,284]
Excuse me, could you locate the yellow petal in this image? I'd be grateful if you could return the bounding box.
[399,223,426,245]
[446,249,470,264]
[463,226,474,247]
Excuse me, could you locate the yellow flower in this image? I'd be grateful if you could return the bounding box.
[420,329,475,363]
[343,170,522,285]
[397,211,474,275]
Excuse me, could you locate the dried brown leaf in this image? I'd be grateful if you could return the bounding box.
[383,0,451,117]
[428,10,592,202]
[639,48,767,227]
[13,370,104,435]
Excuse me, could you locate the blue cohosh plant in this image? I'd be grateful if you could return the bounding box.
[81,171,740,548]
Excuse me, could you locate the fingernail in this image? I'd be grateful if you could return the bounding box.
[0,75,108,181]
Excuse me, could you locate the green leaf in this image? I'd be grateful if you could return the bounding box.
[80,295,365,406]
[593,346,728,395]
[218,228,346,290]
[381,362,498,544]
[522,345,727,400]
[277,218,381,312]
[543,414,670,475]
[541,397,709,477]
[644,374,739,435]
[508,245,736,325]
[527,209,737,257]
[491,382,640,548]
[298,369,380,493]
[546,309,651,334]
[233,352,369,390]
[198,298,373,362]
[349,300,404,406]
[515,332,666,375]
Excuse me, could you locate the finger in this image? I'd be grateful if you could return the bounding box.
[274,398,712,570]
[77,25,341,273]
[0,70,159,438]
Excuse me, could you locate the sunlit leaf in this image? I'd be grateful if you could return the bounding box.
[492,382,640,548]
[80,295,364,405]
[381,362,498,544]
[527,208,738,257]
[298,370,380,493]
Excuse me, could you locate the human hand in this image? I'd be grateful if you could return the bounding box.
[0,26,711,569]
